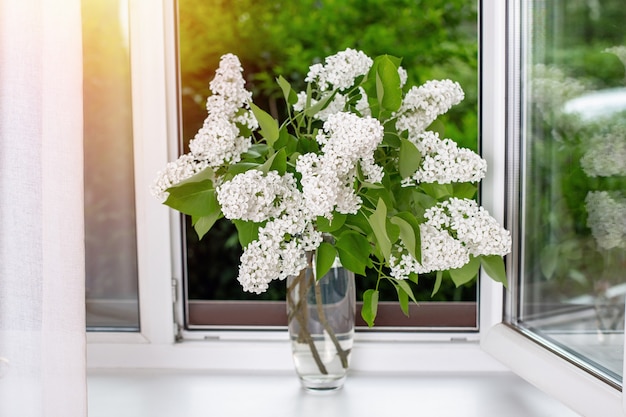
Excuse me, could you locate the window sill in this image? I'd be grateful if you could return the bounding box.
[482,323,624,417]
[87,369,580,417]
[87,335,506,373]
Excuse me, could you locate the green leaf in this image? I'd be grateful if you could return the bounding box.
[296,136,319,154]
[315,242,337,281]
[232,219,260,248]
[361,289,379,328]
[391,278,417,317]
[192,212,222,240]
[343,211,372,236]
[174,166,215,186]
[368,100,381,119]
[358,180,385,189]
[273,128,298,154]
[376,55,402,112]
[250,102,279,145]
[227,161,261,176]
[304,91,337,117]
[241,143,269,159]
[395,279,418,302]
[375,71,385,113]
[316,212,346,233]
[362,54,402,117]
[396,284,410,316]
[412,192,437,216]
[270,149,287,174]
[432,270,443,297]
[335,231,371,275]
[387,221,400,246]
[277,75,298,105]
[390,214,419,260]
[164,180,219,217]
[399,139,422,179]
[258,148,287,175]
[481,255,508,287]
[420,183,453,199]
[368,198,392,261]
[383,130,402,148]
[390,217,414,250]
[452,182,478,199]
[362,187,395,212]
[449,256,481,287]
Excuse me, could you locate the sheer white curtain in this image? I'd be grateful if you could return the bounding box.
[0,0,86,416]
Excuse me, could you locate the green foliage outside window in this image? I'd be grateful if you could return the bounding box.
[178,0,480,302]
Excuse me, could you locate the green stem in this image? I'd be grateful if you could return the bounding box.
[287,252,354,374]
[287,263,329,375]
[313,278,351,369]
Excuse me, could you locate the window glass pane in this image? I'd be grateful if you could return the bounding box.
[83,0,140,331]
[178,0,479,328]
[515,0,626,386]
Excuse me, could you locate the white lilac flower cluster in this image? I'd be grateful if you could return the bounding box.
[216,170,302,223]
[297,112,385,217]
[151,54,257,201]
[389,225,469,279]
[401,131,487,186]
[235,221,322,294]
[392,80,486,187]
[305,48,373,91]
[216,169,322,293]
[580,125,626,177]
[585,191,626,250]
[219,112,384,292]
[395,79,464,136]
[150,154,211,202]
[389,198,511,280]
[295,49,407,121]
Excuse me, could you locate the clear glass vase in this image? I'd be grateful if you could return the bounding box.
[286,253,356,391]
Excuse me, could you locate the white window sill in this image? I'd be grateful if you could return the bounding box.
[87,334,505,373]
[87,369,580,417]
[482,323,624,417]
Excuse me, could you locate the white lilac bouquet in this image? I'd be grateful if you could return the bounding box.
[152,49,511,326]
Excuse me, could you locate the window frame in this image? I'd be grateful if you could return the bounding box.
[172,0,493,336]
[86,0,178,346]
[175,0,483,333]
[82,0,140,337]
[87,0,509,373]
[480,1,626,416]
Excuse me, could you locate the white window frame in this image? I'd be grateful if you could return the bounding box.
[480,1,626,416]
[87,0,507,373]
[87,6,626,413]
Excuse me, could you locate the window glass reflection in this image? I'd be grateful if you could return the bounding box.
[518,0,626,385]
[83,0,140,331]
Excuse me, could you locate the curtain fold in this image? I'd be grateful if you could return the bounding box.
[0,0,86,416]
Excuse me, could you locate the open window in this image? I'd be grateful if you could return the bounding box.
[482,1,626,415]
